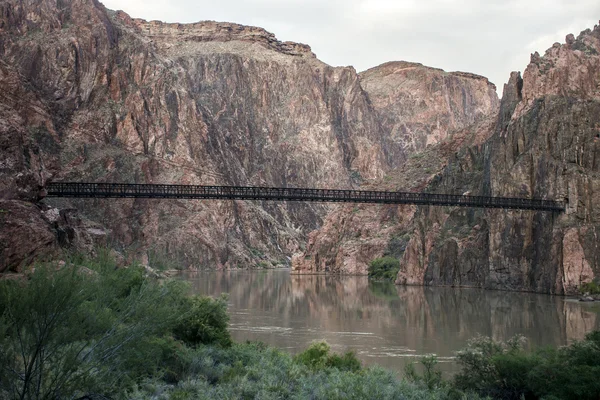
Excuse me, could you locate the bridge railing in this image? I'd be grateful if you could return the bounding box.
[45,182,564,212]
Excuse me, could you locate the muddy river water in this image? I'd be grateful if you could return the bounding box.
[180,269,600,373]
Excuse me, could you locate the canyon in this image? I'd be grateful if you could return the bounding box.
[0,0,598,295]
[293,27,600,295]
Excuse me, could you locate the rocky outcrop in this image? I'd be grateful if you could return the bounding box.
[461,26,600,294]
[123,16,316,58]
[0,0,392,271]
[294,24,600,295]
[360,61,499,158]
[2,0,597,296]
[291,61,500,276]
[0,200,56,273]
[292,111,499,275]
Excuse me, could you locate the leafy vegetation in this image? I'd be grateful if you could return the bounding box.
[0,252,469,400]
[173,294,232,348]
[368,256,401,281]
[404,355,445,391]
[453,332,600,400]
[2,251,600,399]
[294,342,361,373]
[580,279,600,295]
[0,251,190,399]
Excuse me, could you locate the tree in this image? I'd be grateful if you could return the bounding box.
[0,262,183,399]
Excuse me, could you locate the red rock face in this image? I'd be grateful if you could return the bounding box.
[3,0,596,295]
[0,200,56,273]
[295,23,600,294]
[0,0,391,271]
[360,61,499,158]
[292,115,498,276]
[292,60,500,275]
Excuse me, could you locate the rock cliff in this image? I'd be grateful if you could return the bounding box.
[294,23,600,294]
[0,0,391,271]
[2,0,596,295]
[360,61,498,157]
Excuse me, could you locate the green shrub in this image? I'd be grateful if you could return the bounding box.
[173,294,232,348]
[326,350,362,372]
[0,260,186,399]
[368,256,400,281]
[404,355,444,391]
[294,366,458,400]
[0,252,233,399]
[453,331,600,400]
[580,280,600,295]
[294,342,361,372]
[528,330,600,400]
[131,345,464,400]
[454,334,530,399]
[585,329,600,345]
[294,342,331,370]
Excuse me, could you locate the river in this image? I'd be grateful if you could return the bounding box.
[180,269,600,373]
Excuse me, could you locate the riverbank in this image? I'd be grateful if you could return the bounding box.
[1,252,599,399]
[182,268,600,376]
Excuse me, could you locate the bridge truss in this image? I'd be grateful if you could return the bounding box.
[45,182,564,212]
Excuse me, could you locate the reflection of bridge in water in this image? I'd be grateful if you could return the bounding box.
[46,182,564,212]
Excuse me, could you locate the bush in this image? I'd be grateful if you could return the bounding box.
[0,262,179,398]
[368,256,400,281]
[528,330,600,400]
[454,334,532,399]
[173,294,232,348]
[404,355,444,391]
[294,366,459,400]
[326,350,362,373]
[453,331,600,400]
[0,253,231,399]
[131,344,465,400]
[580,280,600,295]
[294,342,361,372]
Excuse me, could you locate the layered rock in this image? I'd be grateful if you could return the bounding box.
[124,16,316,58]
[294,23,600,295]
[360,61,499,157]
[0,0,392,271]
[478,26,600,293]
[291,61,500,275]
[3,0,597,296]
[292,115,497,275]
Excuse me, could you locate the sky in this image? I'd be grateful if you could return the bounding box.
[101,0,599,95]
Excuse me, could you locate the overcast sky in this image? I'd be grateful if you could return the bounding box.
[101,0,599,95]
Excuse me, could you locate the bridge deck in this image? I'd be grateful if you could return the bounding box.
[45,182,564,212]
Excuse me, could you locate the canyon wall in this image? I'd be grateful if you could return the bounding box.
[0,0,498,273]
[294,25,600,294]
[0,0,384,271]
[360,61,498,156]
[2,0,597,295]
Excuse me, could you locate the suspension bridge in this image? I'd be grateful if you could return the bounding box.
[45,182,564,212]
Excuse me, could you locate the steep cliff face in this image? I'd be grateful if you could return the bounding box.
[480,26,600,293]
[360,61,498,157]
[422,25,600,294]
[291,115,496,275]
[291,60,500,275]
[3,0,596,295]
[0,0,394,271]
[295,23,600,295]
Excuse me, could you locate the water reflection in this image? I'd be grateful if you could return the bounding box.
[181,270,600,372]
